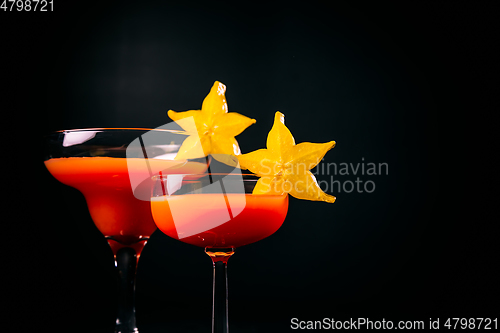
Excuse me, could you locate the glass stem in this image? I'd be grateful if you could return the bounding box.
[206,247,235,333]
[114,247,139,333]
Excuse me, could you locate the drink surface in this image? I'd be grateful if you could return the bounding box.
[151,193,289,248]
[44,157,207,245]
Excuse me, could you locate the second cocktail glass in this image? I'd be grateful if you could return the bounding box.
[150,164,289,333]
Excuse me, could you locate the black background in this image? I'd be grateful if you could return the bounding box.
[2,1,498,332]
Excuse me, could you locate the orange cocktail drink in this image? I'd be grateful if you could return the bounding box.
[151,193,288,248]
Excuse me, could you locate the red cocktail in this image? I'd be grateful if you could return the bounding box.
[43,128,199,333]
[45,156,206,255]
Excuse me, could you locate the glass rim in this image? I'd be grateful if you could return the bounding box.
[44,127,189,136]
[152,173,260,181]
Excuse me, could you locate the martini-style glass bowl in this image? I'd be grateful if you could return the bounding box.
[43,128,208,333]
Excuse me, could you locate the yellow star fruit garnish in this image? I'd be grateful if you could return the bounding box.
[167,81,256,160]
[238,111,336,203]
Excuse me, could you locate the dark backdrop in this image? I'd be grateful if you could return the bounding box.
[3,1,498,332]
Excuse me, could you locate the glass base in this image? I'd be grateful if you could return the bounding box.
[115,320,139,333]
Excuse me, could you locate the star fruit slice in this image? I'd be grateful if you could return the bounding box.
[238,112,336,203]
[168,81,256,161]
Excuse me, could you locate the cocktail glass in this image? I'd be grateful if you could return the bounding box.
[150,167,289,333]
[43,128,208,333]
